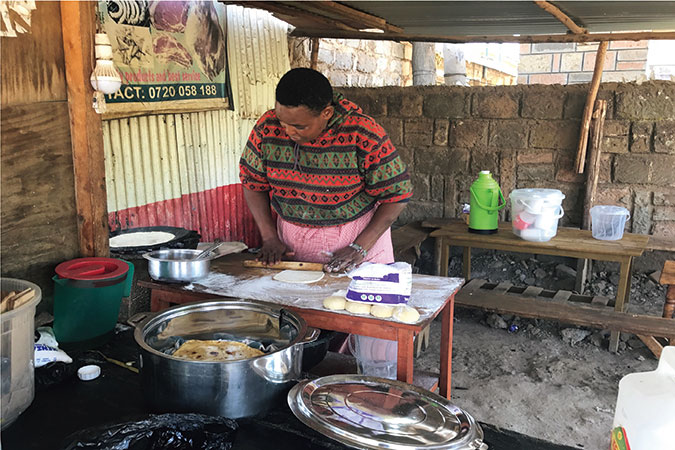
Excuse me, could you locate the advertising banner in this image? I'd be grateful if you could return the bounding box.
[97,0,232,116]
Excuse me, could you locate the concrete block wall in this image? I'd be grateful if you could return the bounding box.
[338,81,675,241]
[289,37,412,87]
[519,41,648,85]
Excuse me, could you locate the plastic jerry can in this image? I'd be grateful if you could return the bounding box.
[611,346,675,450]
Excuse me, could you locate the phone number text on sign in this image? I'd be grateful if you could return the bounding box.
[106,83,223,103]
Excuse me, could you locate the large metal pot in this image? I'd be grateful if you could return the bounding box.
[133,300,318,419]
[143,249,211,282]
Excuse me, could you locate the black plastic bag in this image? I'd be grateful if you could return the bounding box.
[35,361,77,391]
[63,413,238,450]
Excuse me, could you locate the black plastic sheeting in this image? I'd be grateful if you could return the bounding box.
[63,413,237,450]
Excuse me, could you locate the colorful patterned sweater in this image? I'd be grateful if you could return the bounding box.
[239,94,412,227]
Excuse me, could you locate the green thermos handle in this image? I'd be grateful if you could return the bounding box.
[470,186,506,212]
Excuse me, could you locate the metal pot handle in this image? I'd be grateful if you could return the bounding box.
[127,311,157,328]
[302,327,321,344]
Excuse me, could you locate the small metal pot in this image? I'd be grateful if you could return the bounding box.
[143,249,211,282]
[133,300,319,419]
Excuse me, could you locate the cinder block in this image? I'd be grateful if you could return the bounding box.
[630,121,652,153]
[517,151,554,164]
[603,120,630,136]
[599,154,613,184]
[388,94,423,117]
[568,72,594,84]
[651,155,675,186]
[632,190,653,234]
[602,71,646,83]
[450,120,489,148]
[519,54,553,73]
[356,55,377,73]
[616,49,649,61]
[431,175,444,201]
[614,156,652,184]
[595,186,632,208]
[522,90,565,119]
[472,92,519,119]
[517,164,554,182]
[528,73,568,85]
[529,120,579,149]
[653,192,675,206]
[411,173,430,201]
[433,120,450,145]
[555,156,585,183]
[616,86,675,120]
[499,148,517,198]
[405,118,434,134]
[396,146,414,170]
[561,53,583,72]
[564,91,586,118]
[654,121,675,154]
[424,93,468,118]
[404,131,432,147]
[532,43,575,53]
[653,206,675,221]
[471,150,500,175]
[602,135,629,154]
[379,118,403,147]
[652,221,675,239]
[488,121,528,148]
[334,52,353,70]
[414,146,469,175]
[443,178,458,218]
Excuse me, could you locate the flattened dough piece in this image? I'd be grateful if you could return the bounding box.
[173,339,264,361]
[273,270,324,284]
[370,304,394,318]
[323,295,347,311]
[393,305,420,323]
[346,301,372,315]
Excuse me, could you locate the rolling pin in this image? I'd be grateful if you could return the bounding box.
[243,260,324,271]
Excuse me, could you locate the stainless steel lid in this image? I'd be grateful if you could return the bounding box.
[288,375,487,450]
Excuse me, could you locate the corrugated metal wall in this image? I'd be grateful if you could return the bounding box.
[104,5,290,245]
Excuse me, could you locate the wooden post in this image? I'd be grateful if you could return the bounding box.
[60,1,109,257]
[575,100,607,293]
[575,41,609,174]
[310,37,320,70]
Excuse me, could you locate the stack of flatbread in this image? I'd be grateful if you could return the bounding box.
[172,339,264,362]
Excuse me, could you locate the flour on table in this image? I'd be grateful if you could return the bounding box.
[110,231,175,248]
[273,270,324,284]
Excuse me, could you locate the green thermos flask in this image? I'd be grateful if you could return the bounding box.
[469,170,506,234]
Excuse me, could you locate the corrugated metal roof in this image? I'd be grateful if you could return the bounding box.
[339,1,675,35]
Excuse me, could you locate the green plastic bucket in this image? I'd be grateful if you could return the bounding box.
[52,257,133,346]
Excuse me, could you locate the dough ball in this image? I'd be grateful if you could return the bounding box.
[393,305,420,323]
[345,301,372,315]
[370,304,394,318]
[323,295,346,311]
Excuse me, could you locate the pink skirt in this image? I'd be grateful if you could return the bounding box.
[276,208,394,264]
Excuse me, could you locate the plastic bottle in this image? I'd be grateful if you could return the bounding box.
[611,346,675,450]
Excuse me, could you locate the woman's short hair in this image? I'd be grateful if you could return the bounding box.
[276,68,333,114]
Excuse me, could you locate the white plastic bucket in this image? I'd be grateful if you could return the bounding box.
[1,278,42,430]
[509,189,565,242]
[590,205,630,240]
[348,335,397,380]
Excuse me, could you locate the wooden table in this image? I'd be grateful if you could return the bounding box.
[427,220,649,352]
[137,254,463,398]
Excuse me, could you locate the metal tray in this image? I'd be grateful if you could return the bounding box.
[288,375,487,450]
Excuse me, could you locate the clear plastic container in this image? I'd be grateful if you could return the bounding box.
[590,205,630,240]
[1,278,42,430]
[509,189,565,242]
[612,346,675,450]
[348,335,397,380]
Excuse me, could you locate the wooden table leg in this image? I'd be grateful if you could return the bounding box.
[439,296,454,399]
[440,237,450,277]
[435,237,443,276]
[610,256,633,352]
[462,247,471,280]
[396,328,415,384]
[150,289,172,312]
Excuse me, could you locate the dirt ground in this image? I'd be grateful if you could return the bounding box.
[414,250,667,449]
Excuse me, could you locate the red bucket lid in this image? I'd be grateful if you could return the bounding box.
[55,257,129,281]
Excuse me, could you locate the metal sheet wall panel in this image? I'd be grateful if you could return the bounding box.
[104,6,289,246]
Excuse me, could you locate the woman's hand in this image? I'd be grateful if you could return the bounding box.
[258,237,293,265]
[324,245,365,273]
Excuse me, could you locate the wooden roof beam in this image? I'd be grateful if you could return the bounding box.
[534,1,587,34]
[292,1,403,33]
[290,28,675,44]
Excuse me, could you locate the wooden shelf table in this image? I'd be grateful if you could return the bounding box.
[137,253,463,398]
[426,220,650,352]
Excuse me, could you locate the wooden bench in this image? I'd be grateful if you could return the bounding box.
[425,219,655,352]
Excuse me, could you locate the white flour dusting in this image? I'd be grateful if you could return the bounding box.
[185,272,464,325]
